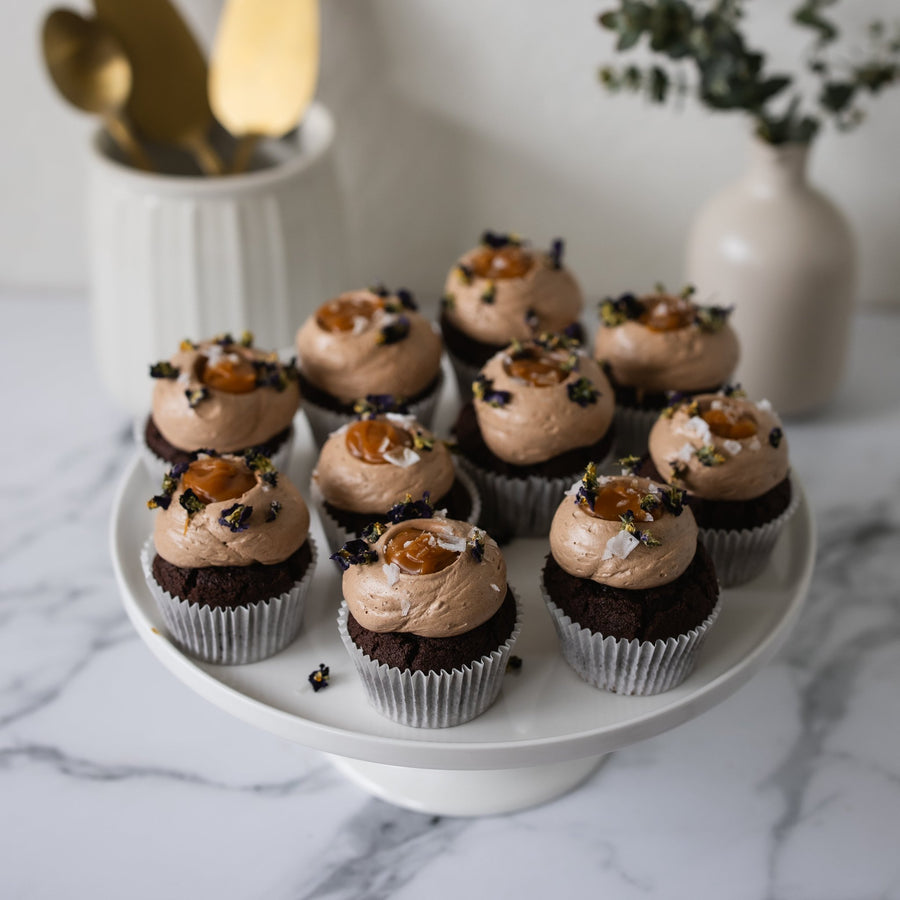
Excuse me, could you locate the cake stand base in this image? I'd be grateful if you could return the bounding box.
[326,754,606,816]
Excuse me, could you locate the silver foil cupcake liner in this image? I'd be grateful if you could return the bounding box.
[445,347,481,402]
[301,370,445,448]
[337,591,521,728]
[140,536,317,665]
[611,405,660,458]
[457,445,614,539]
[699,478,800,588]
[542,581,722,696]
[135,418,296,485]
[311,466,482,555]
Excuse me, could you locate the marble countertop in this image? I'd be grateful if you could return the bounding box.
[4,293,900,899]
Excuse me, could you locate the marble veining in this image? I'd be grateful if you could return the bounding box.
[3,293,900,899]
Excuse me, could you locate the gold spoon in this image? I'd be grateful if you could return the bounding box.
[209,0,320,174]
[92,0,224,175]
[42,8,154,171]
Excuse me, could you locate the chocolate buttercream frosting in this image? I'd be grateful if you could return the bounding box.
[295,288,442,404]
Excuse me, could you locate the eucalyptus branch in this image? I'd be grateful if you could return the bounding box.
[598,0,900,144]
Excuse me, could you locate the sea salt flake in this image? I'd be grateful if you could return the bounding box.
[490,583,501,592]
[400,597,411,616]
[565,480,581,498]
[383,447,420,468]
[723,439,743,456]
[602,531,640,560]
[352,316,369,335]
[749,437,761,451]
[177,372,191,385]
[756,398,773,412]
[436,536,467,553]
[206,344,224,364]
[383,562,401,587]
[676,442,696,463]
[682,415,712,443]
[711,399,724,410]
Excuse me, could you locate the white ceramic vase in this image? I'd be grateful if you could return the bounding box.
[87,102,347,417]
[685,137,856,416]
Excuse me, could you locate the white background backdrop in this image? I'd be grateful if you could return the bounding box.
[6,0,899,306]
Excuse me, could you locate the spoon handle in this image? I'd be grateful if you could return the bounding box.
[231,134,260,175]
[182,132,225,176]
[103,113,155,172]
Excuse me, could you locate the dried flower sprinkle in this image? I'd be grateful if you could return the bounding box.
[330,539,379,571]
[308,664,330,692]
[219,503,253,533]
[472,374,511,408]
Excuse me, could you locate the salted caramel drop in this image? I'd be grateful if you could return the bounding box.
[316,296,379,332]
[702,407,758,440]
[639,295,695,332]
[586,483,655,522]
[200,353,257,394]
[345,419,413,465]
[384,527,459,575]
[182,457,256,504]
[504,349,567,387]
[469,244,534,280]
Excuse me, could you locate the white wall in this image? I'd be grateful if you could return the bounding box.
[7,0,899,307]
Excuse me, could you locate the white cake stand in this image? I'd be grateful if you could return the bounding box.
[113,454,815,816]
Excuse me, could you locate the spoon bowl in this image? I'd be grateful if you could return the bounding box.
[42,8,153,170]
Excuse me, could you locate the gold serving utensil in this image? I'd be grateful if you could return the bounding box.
[92,0,224,175]
[42,8,154,171]
[209,0,320,174]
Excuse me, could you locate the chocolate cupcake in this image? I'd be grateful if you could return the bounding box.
[644,390,796,587]
[453,334,615,539]
[594,287,739,454]
[310,412,480,550]
[439,231,584,396]
[542,469,721,695]
[139,333,300,480]
[141,452,317,664]
[295,286,443,445]
[335,515,520,728]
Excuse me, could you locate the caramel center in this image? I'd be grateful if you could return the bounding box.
[504,349,567,386]
[469,245,534,280]
[200,353,257,394]
[701,407,758,440]
[585,484,654,522]
[345,419,414,465]
[315,296,379,332]
[181,457,256,504]
[639,296,695,332]
[384,527,459,575]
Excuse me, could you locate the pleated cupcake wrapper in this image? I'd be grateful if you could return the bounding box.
[301,370,445,448]
[337,591,522,728]
[445,348,481,402]
[311,467,483,556]
[542,583,722,696]
[699,478,800,588]
[135,418,296,485]
[457,446,614,539]
[612,405,660,458]
[140,536,317,665]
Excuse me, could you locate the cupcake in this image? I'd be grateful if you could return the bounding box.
[594,287,740,454]
[542,468,721,695]
[141,451,317,664]
[453,334,615,539]
[334,513,520,727]
[644,390,796,587]
[140,333,300,479]
[295,286,444,445]
[310,412,481,550]
[439,231,584,396]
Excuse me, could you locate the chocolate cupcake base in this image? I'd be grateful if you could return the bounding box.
[141,537,317,665]
[311,469,482,554]
[299,371,444,447]
[541,547,721,695]
[136,416,296,483]
[337,589,521,728]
